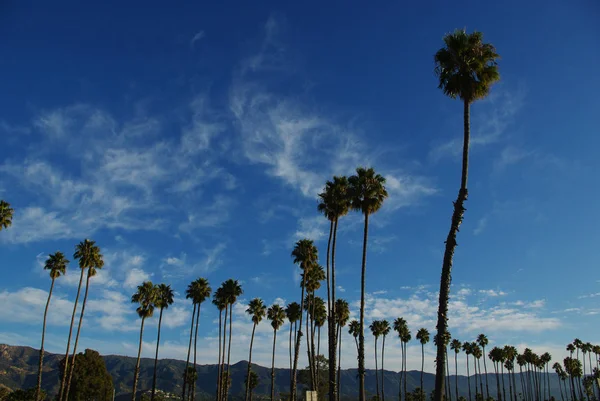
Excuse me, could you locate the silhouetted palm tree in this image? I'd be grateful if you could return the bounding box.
[64,239,104,401]
[131,281,156,401]
[245,370,259,401]
[335,299,350,401]
[380,320,391,401]
[151,284,174,401]
[370,320,383,401]
[268,304,286,401]
[476,334,490,400]
[0,200,13,231]
[222,279,243,401]
[432,30,500,401]
[464,342,473,401]
[245,298,267,401]
[212,288,226,401]
[285,302,302,387]
[349,167,388,401]
[416,328,430,398]
[394,318,409,401]
[450,339,462,401]
[313,297,327,390]
[36,252,69,401]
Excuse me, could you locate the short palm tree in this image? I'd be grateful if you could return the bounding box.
[131,281,156,401]
[285,302,302,387]
[245,298,267,401]
[335,299,350,401]
[222,279,243,401]
[416,328,430,397]
[318,175,351,401]
[151,284,174,401]
[450,339,462,401]
[370,320,383,401]
[432,30,500,401]
[476,334,490,400]
[380,320,391,401]
[63,239,104,401]
[36,252,69,401]
[290,238,318,400]
[268,304,286,401]
[348,167,388,401]
[0,200,13,231]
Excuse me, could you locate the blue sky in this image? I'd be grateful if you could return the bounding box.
[1,1,599,372]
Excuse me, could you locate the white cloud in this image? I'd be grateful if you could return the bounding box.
[478,289,507,297]
[123,268,152,289]
[190,30,205,47]
[473,216,488,236]
[161,243,227,279]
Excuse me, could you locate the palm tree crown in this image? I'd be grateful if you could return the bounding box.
[247,298,267,325]
[348,167,388,215]
[268,304,286,330]
[74,239,104,277]
[132,281,156,318]
[0,200,14,231]
[318,176,351,221]
[155,284,174,310]
[44,252,69,279]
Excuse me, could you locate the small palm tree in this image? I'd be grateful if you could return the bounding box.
[131,281,156,401]
[63,239,104,401]
[348,167,388,401]
[36,252,69,401]
[268,304,286,401]
[245,298,267,401]
[313,297,327,389]
[335,299,350,401]
[463,342,473,401]
[151,284,174,401]
[222,279,243,401]
[285,302,302,388]
[380,320,391,401]
[370,320,382,401]
[393,318,408,401]
[476,334,490,400]
[416,328,430,398]
[188,278,211,401]
[290,238,318,401]
[450,339,462,401]
[348,319,360,353]
[0,200,13,231]
[245,370,259,401]
[432,30,500,401]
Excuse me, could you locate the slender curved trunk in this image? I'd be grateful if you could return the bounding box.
[375,337,380,401]
[421,343,425,397]
[310,294,317,388]
[215,308,223,401]
[224,303,234,401]
[434,99,470,401]
[220,306,228,401]
[271,328,278,401]
[501,365,507,401]
[494,362,501,401]
[518,365,525,401]
[329,219,340,401]
[191,304,201,401]
[289,321,293,385]
[291,270,307,401]
[473,355,479,399]
[36,278,55,401]
[454,352,459,401]
[337,324,342,401]
[245,322,258,401]
[569,373,576,401]
[358,213,370,401]
[512,368,517,401]
[317,326,321,390]
[382,335,387,401]
[151,307,164,401]
[183,303,196,401]
[446,349,451,401]
[558,378,564,401]
[478,359,484,399]
[306,300,315,390]
[507,367,513,401]
[65,269,93,401]
[58,268,85,401]
[404,342,408,401]
[466,356,472,401]
[482,347,489,400]
[132,316,146,401]
[399,340,404,401]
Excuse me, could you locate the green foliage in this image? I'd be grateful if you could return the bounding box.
[0,200,14,231]
[3,388,45,401]
[59,349,113,401]
[299,355,329,401]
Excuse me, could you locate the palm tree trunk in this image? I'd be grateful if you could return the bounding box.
[310,294,317,388]
[404,342,408,401]
[507,367,513,401]
[569,374,576,401]
[358,212,370,401]
[478,359,484,399]
[317,326,321,390]
[473,356,479,399]
[225,303,234,401]
[501,365,507,401]
[455,353,459,401]
[446,348,451,401]
[434,99,470,401]
[375,337,380,401]
[467,356,472,401]
[291,273,307,401]
[494,363,501,401]
[245,323,257,401]
[271,328,277,401]
[191,303,201,401]
[289,322,293,385]
[399,340,404,401]
[306,300,315,391]
[151,307,164,401]
[132,316,146,401]
[558,378,564,401]
[512,369,517,401]
[330,219,339,401]
[36,278,55,401]
[421,343,425,397]
[482,348,490,400]
[183,304,196,401]
[65,269,93,401]
[214,308,221,401]
[220,306,228,401]
[58,268,85,401]
[382,335,386,401]
[337,324,342,401]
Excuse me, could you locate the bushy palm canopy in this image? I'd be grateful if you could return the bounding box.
[285,302,302,323]
[267,304,286,330]
[212,288,227,311]
[74,239,104,277]
[303,264,325,292]
[416,328,430,345]
[187,278,212,305]
[348,167,388,215]
[44,252,69,279]
[335,299,350,327]
[246,298,267,325]
[155,284,174,310]
[0,200,14,231]
[312,297,327,327]
[317,176,351,221]
[292,239,319,271]
[380,320,391,337]
[131,281,156,319]
[476,334,488,348]
[451,339,462,353]
[348,320,360,339]
[370,320,382,338]
[434,29,500,103]
[221,279,243,305]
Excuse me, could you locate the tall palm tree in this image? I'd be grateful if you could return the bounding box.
[222,279,243,401]
[552,363,564,401]
[0,200,13,231]
[182,281,198,401]
[416,328,430,397]
[213,288,227,401]
[36,252,69,401]
[151,284,174,401]
[268,304,286,401]
[313,297,327,390]
[318,175,351,401]
[304,266,325,387]
[285,302,302,386]
[335,299,350,401]
[450,339,462,401]
[131,281,156,401]
[290,238,318,400]
[370,320,383,401]
[470,343,481,400]
[64,239,104,401]
[393,318,408,401]
[476,334,490,400]
[245,298,267,401]
[188,278,211,401]
[349,319,360,354]
[432,30,500,401]
[348,167,388,401]
[400,325,412,401]
[380,320,391,401]
[540,352,552,401]
[463,342,473,401]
